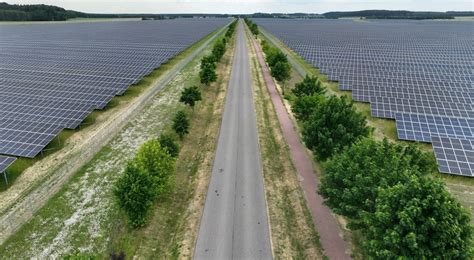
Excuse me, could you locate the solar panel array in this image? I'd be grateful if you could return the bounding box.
[0,156,16,173]
[0,19,229,170]
[255,19,473,177]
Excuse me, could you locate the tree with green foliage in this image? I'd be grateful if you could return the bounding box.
[158,133,180,158]
[319,138,432,228]
[271,61,291,84]
[172,110,190,139]
[292,75,326,97]
[362,175,473,259]
[135,139,175,196]
[212,40,226,62]
[266,48,288,68]
[114,162,157,228]
[180,86,202,108]
[199,62,217,86]
[292,94,325,121]
[261,40,270,54]
[302,95,370,160]
[201,55,216,70]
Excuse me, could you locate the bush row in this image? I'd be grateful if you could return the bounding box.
[244,18,259,36]
[199,20,237,86]
[260,39,291,86]
[256,32,473,257]
[291,75,473,258]
[114,20,238,229]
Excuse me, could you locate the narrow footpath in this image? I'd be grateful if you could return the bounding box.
[194,20,272,259]
[250,35,352,259]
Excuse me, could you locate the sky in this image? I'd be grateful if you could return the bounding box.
[6,0,473,14]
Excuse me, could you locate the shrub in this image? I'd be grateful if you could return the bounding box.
[200,55,216,70]
[302,95,370,160]
[199,62,217,86]
[211,40,226,62]
[158,132,180,158]
[172,110,190,139]
[180,86,202,108]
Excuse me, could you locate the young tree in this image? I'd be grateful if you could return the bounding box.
[135,139,176,196]
[271,60,291,85]
[292,75,326,97]
[319,138,426,228]
[158,132,180,158]
[200,55,216,70]
[180,86,202,108]
[212,40,226,62]
[266,48,287,68]
[199,62,217,86]
[302,95,370,160]
[114,162,156,228]
[362,176,473,259]
[172,110,190,139]
[292,94,325,121]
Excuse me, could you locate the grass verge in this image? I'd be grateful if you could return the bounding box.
[246,27,325,259]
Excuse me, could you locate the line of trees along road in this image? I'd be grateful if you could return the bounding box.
[199,20,237,86]
[252,20,473,258]
[114,20,237,230]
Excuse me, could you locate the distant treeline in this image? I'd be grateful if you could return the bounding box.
[0,2,83,21]
[0,2,232,21]
[323,10,461,20]
[247,10,474,20]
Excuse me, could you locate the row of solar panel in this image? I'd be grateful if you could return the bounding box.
[0,19,230,162]
[255,19,473,176]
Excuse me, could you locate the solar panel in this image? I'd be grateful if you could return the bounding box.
[396,113,473,142]
[255,18,474,176]
[0,18,230,159]
[431,135,474,177]
[0,156,16,173]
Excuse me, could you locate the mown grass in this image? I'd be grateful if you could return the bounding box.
[1,25,225,191]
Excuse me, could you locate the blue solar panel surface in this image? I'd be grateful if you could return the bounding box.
[255,19,473,176]
[0,19,229,164]
[0,156,16,173]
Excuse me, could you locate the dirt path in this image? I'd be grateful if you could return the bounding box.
[250,36,352,259]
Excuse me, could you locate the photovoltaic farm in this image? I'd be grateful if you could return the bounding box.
[255,19,474,177]
[0,19,229,172]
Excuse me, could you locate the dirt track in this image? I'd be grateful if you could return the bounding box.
[250,36,352,259]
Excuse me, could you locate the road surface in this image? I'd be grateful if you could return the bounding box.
[194,20,272,260]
